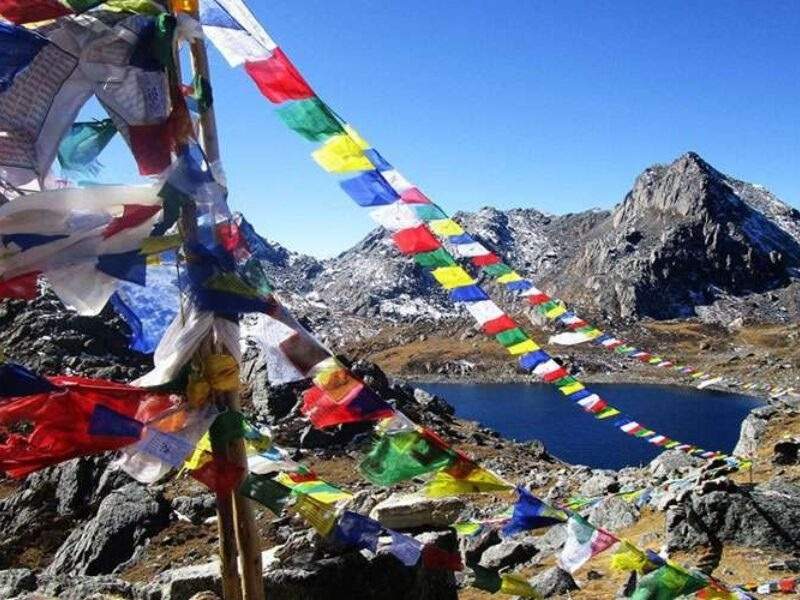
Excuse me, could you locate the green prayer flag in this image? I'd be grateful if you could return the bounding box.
[471,566,502,593]
[191,74,214,113]
[414,204,448,222]
[631,564,708,600]
[495,327,528,348]
[360,430,456,486]
[414,248,456,268]
[103,0,165,15]
[64,0,106,11]
[153,14,177,69]
[57,119,117,176]
[276,97,344,142]
[210,410,246,447]
[239,474,292,516]
[482,263,513,277]
[241,258,274,295]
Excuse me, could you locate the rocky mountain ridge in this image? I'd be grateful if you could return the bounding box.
[258,152,800,344]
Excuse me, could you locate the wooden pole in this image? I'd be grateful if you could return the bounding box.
[169,2,265,599]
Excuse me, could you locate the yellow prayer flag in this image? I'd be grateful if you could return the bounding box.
[596,407,621,419]
[558,381,585,396]
[497,271,523,284]
[311,134,373,173]
[292,494,337,536]
[428,219,465,237]
[544,303,567,319]
[430,265,474,289]
[184,433,213,471]
[507,339,539,355]
[609,539,650,573]
[140,234,182,255]
[424,468,513,498]
[500,573,541,598]
[344,124,370,149]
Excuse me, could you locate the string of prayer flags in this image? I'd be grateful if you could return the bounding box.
[740,576,797,595]
[502,487,568,536]
[631,563,709,600]
[0,375,175,478]
[558,515,618,573]
[57,119,118,177]
[0,362,58,397]
[239,473,293,516]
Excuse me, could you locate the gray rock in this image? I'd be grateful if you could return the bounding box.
[579,471,619,497]
[0,569,37,598]
[460,528,501,567]
[34,574,138,600]
[46,483,171,576]
[587,496,640,531]
[160,562,222,600]
[369,493,465,529]
[648,450,702,478]
[172,495,217,525]
[666,479,800,552]
[479,539,538,570]
[530,566,578,597]
[531,524,567,555]
[733,406,778,456]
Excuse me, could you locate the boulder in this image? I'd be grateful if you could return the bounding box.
[460,528,501,567]
[531,524,567,555]
[648,450,701,478]
[579,471,619,497]
[160,562,222,600]
[666,479,800,552]
[587,496,639,531]
[530,566,578,597]
[33,575,138,600]
[0,569,37,598]
[773,439,799,465]
[733,406,778,456]
[370,494,465,529]
[172,495,217,525]
[46,483,171,576]
[478,540,538,570]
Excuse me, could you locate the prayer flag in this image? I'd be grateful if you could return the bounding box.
[400,187,432,204]
[0,272,40,300]
[464,300,505,325]
[365,148,392,170]
[370,203,422,231]
[276,96,344,141]
[495,327,528,348]
[57,119,117,176]
[453,242,490,258]
[88,404,144,438]
[631,564,709,600]
[292,493,337,535]
[519,350,551,372]
[189,455,245,494]
[0,0,72,25]
[245,48,313,103]
[129,121,173,175]
[332,511,381,552]
[424,466,512,497]
[200,0,276,66]
[139,429,196,468]
[430,265,474,289]
[507,339,539,355]
[503,487,567,536]
[421,544,463,571]
[360,429,455,486]
[482,314,517,335]
[301,384,394,429]
[449,285,489,302]
[558,515,617,573]
[0,376,171,478]
[239,473,292,515]
[413,204,448,221]
[387,531,423,566]
[414,248,456,268]
[104,205,162,239]
[0,22,48,92]
[483,263,513,277]
[311,133,373,173]
[472,253,500,266]
[428,219,464,237]
[380,169,414,193]
[500,573,541,598]
[275,472,352,504]
[609,540,651,573]
[392,226,441,254]
[497,271,523,284]
[340,170,399,206]
[0,363,58,397]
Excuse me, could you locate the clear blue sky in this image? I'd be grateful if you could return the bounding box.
[90,0,800,257]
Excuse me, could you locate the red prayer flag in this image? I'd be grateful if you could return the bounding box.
[421,544,463,571]
[567,320,588,330]
[0,376,171,478]
[392,226,441,255]
[0,0,73,24]
[471,253,500,266]
[104,205,162,239]
[129,122,172,175]
[542,367,568,383]
[527,293,551,305]
[244,48,314,104]
[301,384,394,429]
[481,315,517,335]
[190,456,245,494]
[0,271,40,300]
[216,222,242,253]
[399,188,431,204]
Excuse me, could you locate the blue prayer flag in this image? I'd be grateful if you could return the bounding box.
[199,0,244,29]
[365,149,392,171]
[0,363,58,397]
[88,405,143,439]
[0,22,47,93]
[97,251,147,286]
[449,285,489,302]
[333,511,381,552]
[502,487,567,536]
[518,350,550,371]
[505,280,533,292]
[1,234,68,251]
[388,531,423,566]
[340,171,399,207]
[448,233,475,245]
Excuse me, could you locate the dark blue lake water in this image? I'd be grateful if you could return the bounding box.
[418,382,762,469]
